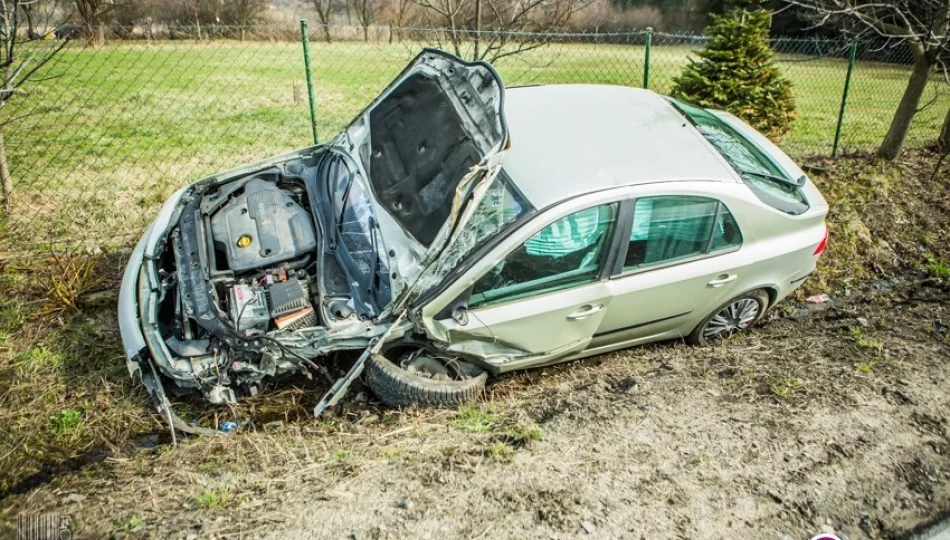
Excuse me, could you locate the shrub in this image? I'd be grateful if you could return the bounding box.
[671,0,796,140]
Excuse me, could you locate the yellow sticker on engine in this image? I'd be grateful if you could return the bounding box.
[236,235,252,248]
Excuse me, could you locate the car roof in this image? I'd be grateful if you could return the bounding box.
[502,85,740,210]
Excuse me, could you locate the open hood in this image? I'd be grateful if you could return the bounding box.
[331,49,509,301]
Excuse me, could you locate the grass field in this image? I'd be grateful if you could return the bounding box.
[2,37,948,253]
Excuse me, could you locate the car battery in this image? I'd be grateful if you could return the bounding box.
[230,283,270,335]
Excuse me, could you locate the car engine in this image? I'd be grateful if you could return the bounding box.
[210,178,317,273]
[203,177,321,339]
[205,176,320,339]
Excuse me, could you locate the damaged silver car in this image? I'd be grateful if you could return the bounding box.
[119,49,828,429]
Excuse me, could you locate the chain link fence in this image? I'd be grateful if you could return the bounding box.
[2,24,947,255]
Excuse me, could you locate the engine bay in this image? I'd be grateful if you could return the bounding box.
[205,176,321,338]
[150,153,392,403]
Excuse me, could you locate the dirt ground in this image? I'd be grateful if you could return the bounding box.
[2,274,949,539]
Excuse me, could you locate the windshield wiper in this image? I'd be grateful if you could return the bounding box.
[738,169,807,187]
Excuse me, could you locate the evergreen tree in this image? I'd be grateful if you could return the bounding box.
[671,0,796,140]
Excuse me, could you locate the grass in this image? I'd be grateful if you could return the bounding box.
[856,361,877,374]
[192,487,231,509]
[49,408,84,439]
[768,376,801,399]
[451,404,501,433]
[0,254,153,494]
[488,441,515,462]
[112,513,145,534]
[924,257,950,280]
[806,151,950,294]
[848,326,884,349]
[2,38,948,253]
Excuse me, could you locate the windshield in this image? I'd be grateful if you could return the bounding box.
[415,171,533,295]
[668,99,809,215]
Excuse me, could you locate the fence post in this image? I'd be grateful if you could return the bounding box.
[643,27,653,89]
[300,19,319,145]
[832,40,857,157]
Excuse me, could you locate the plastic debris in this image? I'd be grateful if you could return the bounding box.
[806,294,831,304]
[219,421,238,434]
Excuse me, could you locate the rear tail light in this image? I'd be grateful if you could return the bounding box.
[813,227,828,256]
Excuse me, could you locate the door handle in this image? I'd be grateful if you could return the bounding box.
[707,274,738,288]
[567,304,603,320]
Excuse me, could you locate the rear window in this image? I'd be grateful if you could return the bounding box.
[668,99,809,215]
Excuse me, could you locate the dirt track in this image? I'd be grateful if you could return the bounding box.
[3,276,950,539]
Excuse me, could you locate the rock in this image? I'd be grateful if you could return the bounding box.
[856,317,869,327]
[580,521,596,534]
[397,497,414,510]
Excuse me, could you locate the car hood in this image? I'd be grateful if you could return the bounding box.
[328,49,509,304]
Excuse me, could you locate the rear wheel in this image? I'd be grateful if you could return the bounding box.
[687,289,769,345]
[365,346,487,407]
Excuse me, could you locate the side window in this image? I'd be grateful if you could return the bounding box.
[624,196,740,270]
[470,203,618,308]
[711,205,742,251]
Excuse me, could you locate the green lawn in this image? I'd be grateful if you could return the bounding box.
[2,38,947,252]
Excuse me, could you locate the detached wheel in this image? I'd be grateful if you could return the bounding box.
[687,289,769,345]
[365,348,487,408]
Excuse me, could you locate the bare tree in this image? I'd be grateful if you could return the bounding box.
[223,0,265,39]
[74,0,119,45]
[786,0,950,160]
[0,0,69,206]
[181,0,203,39]
[312,0,337,41]
[350,0,382,40]
[413,0,592,61]
[384,0,415,41]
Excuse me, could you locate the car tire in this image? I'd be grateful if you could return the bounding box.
[364,353,487,407]
[686,289,770,346]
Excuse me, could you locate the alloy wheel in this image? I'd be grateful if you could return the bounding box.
[703,298,760,339]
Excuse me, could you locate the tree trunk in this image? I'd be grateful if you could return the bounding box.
[97,22,105,45]
[362,24,368,41]
[0,130,12,207]
[24,7,36,38]
[877,49,933,160]
[474,0,481,60]
[938,107,950,154]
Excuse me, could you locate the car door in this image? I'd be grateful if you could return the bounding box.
[587,194,748,352]
[430,202,624,371]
